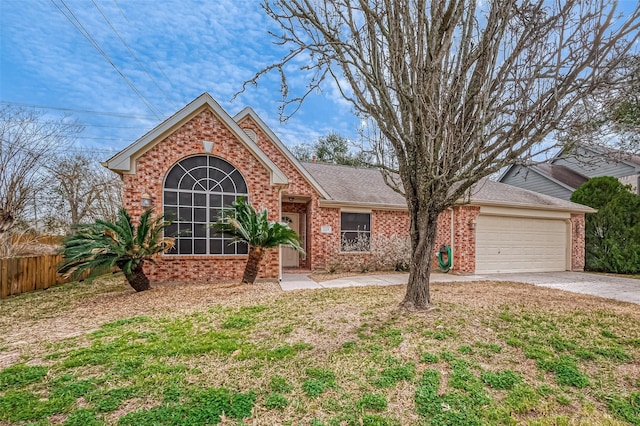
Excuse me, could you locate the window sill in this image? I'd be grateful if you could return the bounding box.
[161,254,249,260]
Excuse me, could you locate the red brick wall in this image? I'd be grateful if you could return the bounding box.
[570,213,586,271]
[451,205,481,273]
[123,108,281,282]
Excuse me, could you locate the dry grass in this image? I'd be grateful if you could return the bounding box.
[0,275,638,425]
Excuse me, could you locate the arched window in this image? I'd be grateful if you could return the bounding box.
[163,155,249,255]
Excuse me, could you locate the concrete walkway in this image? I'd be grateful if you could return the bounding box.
[279,271,640,305]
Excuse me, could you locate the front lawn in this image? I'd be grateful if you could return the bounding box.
[0,275,639,425]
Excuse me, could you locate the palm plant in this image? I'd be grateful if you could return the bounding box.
[213,198,304,284]
[59,208,174,292]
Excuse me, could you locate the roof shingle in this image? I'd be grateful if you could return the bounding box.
[301,162,594,213]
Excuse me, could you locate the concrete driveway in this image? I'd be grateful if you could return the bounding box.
[476,271,640,304]
[281,271,640,304]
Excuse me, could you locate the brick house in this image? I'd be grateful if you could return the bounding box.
[105,93,594,282]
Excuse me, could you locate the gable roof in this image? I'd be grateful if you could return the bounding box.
[104,93,288,186]
[233,107,331,200]
[302,162,595,213]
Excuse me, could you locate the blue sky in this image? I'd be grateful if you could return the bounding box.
[0,0,359,159]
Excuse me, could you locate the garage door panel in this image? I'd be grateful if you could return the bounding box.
[475,215,567,273]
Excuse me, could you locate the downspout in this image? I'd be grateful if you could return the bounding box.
[566,218,573,271]
[278,186,284,282]
[450,207,455,271]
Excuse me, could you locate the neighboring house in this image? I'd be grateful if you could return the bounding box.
[499,144,640,200]
[105,93,593,282]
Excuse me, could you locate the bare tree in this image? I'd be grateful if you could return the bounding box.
[245,1,640,310]
[563,53,640,156]
[43,151,123,233]
[0,107,80,243]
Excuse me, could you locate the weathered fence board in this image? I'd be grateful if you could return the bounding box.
[0,255,64,299]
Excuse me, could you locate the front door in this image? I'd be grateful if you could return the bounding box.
[281,213,299,267]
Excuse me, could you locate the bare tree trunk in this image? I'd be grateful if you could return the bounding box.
[242,246,264,284]
[125,263,151,292]
[402,207,439,310]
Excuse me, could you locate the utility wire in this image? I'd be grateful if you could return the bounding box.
[112,0,130,23]
[110,0,175,89]
[49,0,164,120]
[0,100,157,119]
[91,0,176,107]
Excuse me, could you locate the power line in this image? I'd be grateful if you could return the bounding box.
[91,0,176,107]
[112,0,130,23]
[49,0,164,120]
[0,100,158,119]
[109,0,175,90]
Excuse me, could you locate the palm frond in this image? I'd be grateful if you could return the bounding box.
[59,207,172,279]
[211,198,304,254]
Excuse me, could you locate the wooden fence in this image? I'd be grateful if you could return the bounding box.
[1,254,66,299]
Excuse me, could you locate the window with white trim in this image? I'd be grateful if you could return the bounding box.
[163,155,249,255]
[340,212,370,252]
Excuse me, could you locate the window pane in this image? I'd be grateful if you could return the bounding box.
[189,166,207,182]
[164,191,177,205]
[211,157,235,175]
[209,194,222,207]
[179,173,196,190]
[165,167,183,189]
[165,223,178,237]
[341,231,370,252]
[220,176,236,193]
[193,224,207,238]
[178,207,192,222]
[194,208,206,222]
[178,223,192,236]
[236,241,248,254]
[194,239,207,254]
[223,240,237,255]
[210,208,222,222]
[341,212,370,232]
[230,170,247,193]
[182,156,207,169]
[179,192,192,206]
[178,239,192,255]
[164,207,178,221]
[194,193,206,206]
[209,168,226,190]
[223,195,235,207]
[210,239,223,254]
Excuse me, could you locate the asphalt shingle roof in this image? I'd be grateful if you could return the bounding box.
[302,162,594,213]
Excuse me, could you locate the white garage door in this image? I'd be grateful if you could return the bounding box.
[475,215,568,273]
